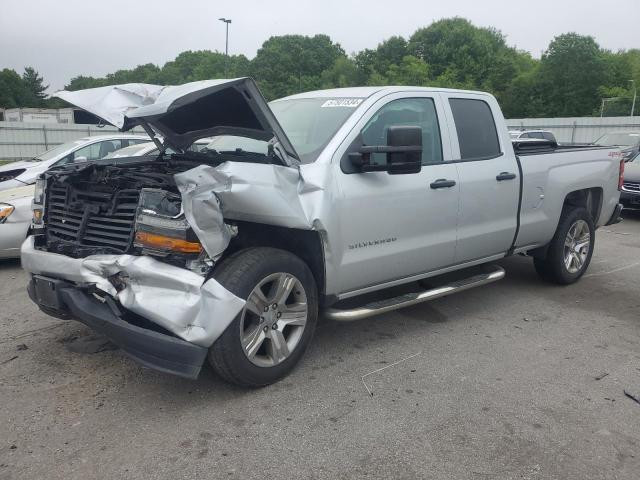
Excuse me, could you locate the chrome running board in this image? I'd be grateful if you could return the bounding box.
[324,265,505,322]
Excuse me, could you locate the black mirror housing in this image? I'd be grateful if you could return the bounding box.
[343,126,423,175]
[386,126,422,175]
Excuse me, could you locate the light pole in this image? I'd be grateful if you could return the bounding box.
[629,80,637,117]
[219,17,231,77]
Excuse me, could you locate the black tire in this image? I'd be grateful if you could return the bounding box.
[533,207,595,285]
[208,247,318,387]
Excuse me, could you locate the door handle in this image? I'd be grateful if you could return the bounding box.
[430,178,456,189]
[496,172,517,181]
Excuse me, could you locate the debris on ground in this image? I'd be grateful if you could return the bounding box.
[594,372,609,381]
[65,336,118,354]
[623,389,640,406]
[1,356,18,365]
[16,344,28,351]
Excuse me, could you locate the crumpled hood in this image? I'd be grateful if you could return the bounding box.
[54,78,299,164]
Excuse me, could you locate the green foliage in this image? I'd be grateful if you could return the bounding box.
[22,67,48,104]
[251,34,345,99]
[536,33,607,116]
[0,69,31,108]
[1,19,638,118]
[407,17,530,103]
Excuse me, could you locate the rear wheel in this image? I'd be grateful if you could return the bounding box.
[208,248,318,387]
[533,207,594,284]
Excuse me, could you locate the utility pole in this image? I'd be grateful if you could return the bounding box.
[629,80,637,117]
[219,18,232,77]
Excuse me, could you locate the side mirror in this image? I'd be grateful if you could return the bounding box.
[386,126,422,175]
[347,126,422,175]
[73,156,88,163]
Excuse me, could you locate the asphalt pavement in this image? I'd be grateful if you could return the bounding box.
[1,212,639,479]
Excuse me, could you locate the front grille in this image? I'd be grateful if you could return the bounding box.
[622,181,640,192]
[45,182,139,255]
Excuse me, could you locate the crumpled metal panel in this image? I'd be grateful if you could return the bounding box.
[54,83,166,129]
[174,161,330,256]
[21,236,245,347]
[174,165,234,259]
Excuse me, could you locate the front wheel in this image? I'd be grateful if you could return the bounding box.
[208,247,318,387]
[533,207,595,285]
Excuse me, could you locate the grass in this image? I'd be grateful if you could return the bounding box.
[0,160,11,166]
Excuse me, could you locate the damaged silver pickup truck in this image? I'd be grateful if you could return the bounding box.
[22,78,624,386]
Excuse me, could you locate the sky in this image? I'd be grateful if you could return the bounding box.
[1,0,639,92]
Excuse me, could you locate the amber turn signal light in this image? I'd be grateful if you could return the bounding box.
[135,231,202,254]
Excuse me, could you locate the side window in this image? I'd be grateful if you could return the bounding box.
[361,98,443,166]
[72,142,102,161]
[449,98,501,160]
[529,132,544,139]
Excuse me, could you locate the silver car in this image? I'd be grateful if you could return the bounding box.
[0,134,148,191]
[0,184,34,258]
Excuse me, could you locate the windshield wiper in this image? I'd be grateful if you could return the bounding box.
[218,149,264,157]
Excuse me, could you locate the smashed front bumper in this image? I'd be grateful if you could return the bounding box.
[21,236,246,378]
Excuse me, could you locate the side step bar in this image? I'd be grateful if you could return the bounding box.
[324,265,505,322]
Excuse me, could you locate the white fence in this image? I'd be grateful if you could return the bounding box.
[0,121,148,162]
[2,115,640,162]
[506,116,640,144]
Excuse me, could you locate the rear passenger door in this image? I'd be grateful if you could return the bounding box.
[442,94,520,263]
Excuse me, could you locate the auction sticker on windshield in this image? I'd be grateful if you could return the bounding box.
[321,98,363,108]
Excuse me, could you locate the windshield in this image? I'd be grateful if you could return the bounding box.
[509,132,521,139]
[594,132,640,146]
[196,97,362,163]
[103,143,154,159]
[31,140,86,162]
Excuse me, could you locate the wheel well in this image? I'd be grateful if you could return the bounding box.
[218,221,326,298]
[563,188,602,223]
[528,187,602,259]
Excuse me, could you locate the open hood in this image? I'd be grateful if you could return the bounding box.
[54,78,299,165]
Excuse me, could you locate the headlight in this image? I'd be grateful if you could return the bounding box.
[33,178,45,205]
[32,177,46,226]
[0,203,14,224]
[134,189,202,254]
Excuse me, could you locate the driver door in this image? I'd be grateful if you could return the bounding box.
[332,93,459,295]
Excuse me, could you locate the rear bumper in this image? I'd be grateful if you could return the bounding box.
[27,277,208,379]
[620,190,640,209]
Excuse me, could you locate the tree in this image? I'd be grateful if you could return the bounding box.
[407,17,530,101]
[22,67,48,104]
[0,69,31,108]
[536,33,607,117]
[251,34,346,99]
[7,18,640,118]
[320,57,362,88]
[383,55,431,86]
[355,36,408,78]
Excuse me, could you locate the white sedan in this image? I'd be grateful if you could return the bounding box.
[102,138,213,159]
[0,184,35,259]
[0,134,149,192]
